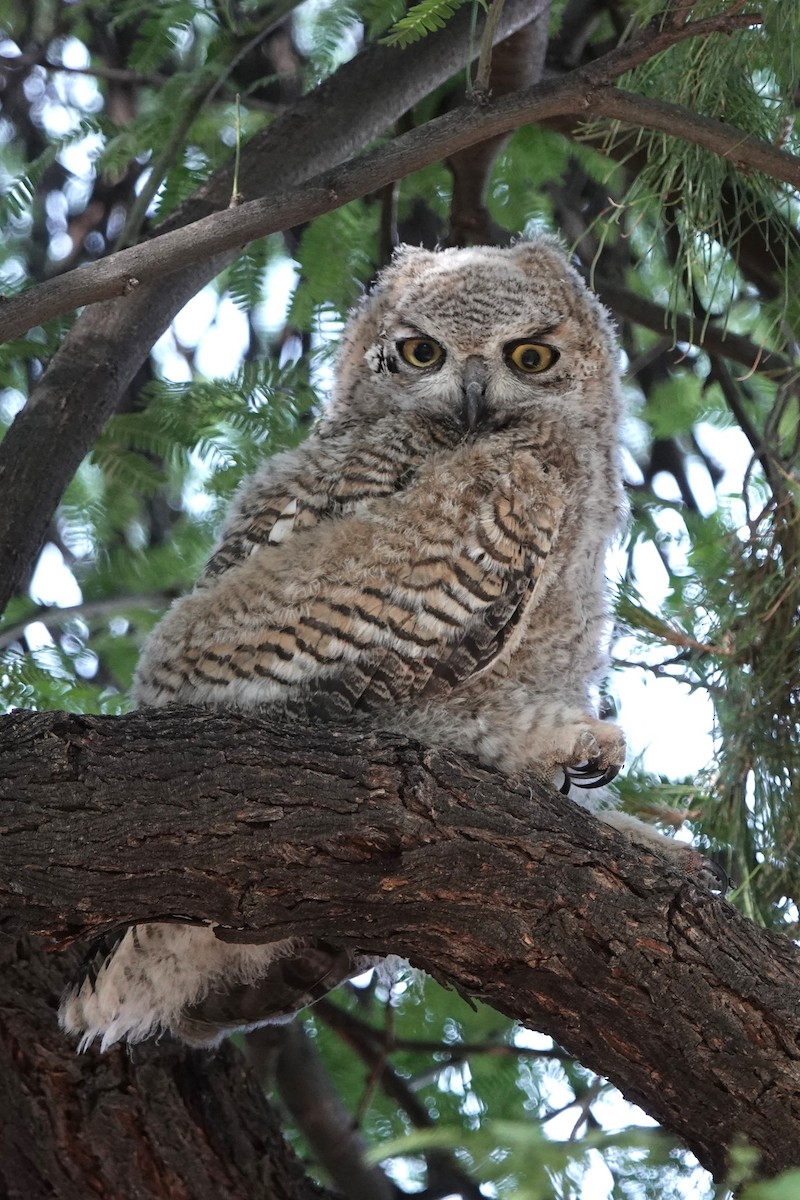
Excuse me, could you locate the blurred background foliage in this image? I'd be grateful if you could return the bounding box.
[0,0,799,1196]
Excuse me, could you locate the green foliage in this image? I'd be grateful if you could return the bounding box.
[0,646,133,714]
[382,0,471,48]
[615,475,800,931]
[3,0,800,1194]
[289,201,380,328]
[94,358,318,498]
[106,0,205,73]
[356,0,406,40]
[642,374,726,439]
[488,127,569,231]
[370,1123,677,1200]
[97,70,215,174]
[226,238,280,313]
[296,1,363,81]
[0,117,104,232]
[292,976,707,1199]
[589,0,800,330]
[1,355,317,712]
[742,1169,800,1200]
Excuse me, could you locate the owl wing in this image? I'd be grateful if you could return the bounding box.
[198,422,425,586]
[298,499,550,719]
[138,455,565,712]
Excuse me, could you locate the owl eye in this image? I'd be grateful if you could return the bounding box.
[505,341,559,374]
[397,338,444,369]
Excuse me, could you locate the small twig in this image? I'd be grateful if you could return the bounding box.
[319,1000,569,1062]
[0,54,281,113]
[203,9,292,110]
[230,94,243,207]
[709,357,789,505]
[0,591,172,653]
[0,54,171,88]
[474,0,507,95]
[114,73,215,251]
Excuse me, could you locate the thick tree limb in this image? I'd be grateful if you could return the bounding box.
[2,706,800,1183]
[6,45,796,344]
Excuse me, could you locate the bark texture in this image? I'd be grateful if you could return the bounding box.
[2,707,800,1184]
[0,934,332,1200]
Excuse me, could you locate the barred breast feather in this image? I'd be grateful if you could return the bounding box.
[135,439,565,716]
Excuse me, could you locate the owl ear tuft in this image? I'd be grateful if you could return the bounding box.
[388,243,438,270]
[332,246,440,405]
[506,235,570,274]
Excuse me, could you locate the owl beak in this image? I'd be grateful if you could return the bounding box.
[461,357,490,432]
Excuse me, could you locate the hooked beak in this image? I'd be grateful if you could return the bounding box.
[460,356,491,433]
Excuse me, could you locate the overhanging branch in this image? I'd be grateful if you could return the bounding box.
[5,73,798,343]
[0,0,543,620]
[2,706,800,1182]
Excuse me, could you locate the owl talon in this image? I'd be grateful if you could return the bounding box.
[700,858,732,894]
[561,759,620,790]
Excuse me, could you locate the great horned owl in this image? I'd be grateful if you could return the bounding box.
[60,239,704,1051]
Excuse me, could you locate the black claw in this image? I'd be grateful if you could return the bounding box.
[701,858,732,894]
[566,758,600,778]
[562,760,621,790]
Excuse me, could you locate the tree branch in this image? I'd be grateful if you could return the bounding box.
[6,27,797,346]
[245,1022,398,1200]
[0,591,175,652]
[0,0,543,621]
[592,277,793,379]
[2,706,800,1184]
[316,1000,484,1200]
[0,935,335,1200]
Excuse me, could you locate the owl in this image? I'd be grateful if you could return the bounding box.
[60,238,707,1052]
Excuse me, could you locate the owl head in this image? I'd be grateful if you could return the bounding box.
[331,239,621,436]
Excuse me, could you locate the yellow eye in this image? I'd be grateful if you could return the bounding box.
[397,338,444,369]
[505,341,559,374]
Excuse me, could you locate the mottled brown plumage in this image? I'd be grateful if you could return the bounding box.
[60,239,696,1051]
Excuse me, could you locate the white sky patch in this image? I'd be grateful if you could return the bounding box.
[59,132,103,180]
[614,652,716,778]
[195,298,250,377]
[255,258,299,333]
[152,327,192,382]
[29,544,82,609]
[173,285,218,348]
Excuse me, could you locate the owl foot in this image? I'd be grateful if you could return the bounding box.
[598,810,730,894]
[549,719,626,794]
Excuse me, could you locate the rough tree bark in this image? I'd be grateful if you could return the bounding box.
[0,935,333,1200]
[2,707,800,1189]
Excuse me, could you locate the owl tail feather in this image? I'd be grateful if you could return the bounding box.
[59,922,374,1051]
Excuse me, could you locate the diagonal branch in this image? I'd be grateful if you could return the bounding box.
[4,24,795,346]
[2,706,800,1184]
[593,277,794,379]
